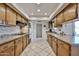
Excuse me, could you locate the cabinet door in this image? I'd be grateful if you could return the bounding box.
[0,4,6,23]
[54,18,57,27]
[6,7,16,25]
[22,35,27,50]
[16,14,22,22]
[64,3,77,22]
[14,37,22,56]
[58,40,70,56]
[48,35,52,47]
[52,37,57,54]
[0,41,14,56]
[56,11,64,26]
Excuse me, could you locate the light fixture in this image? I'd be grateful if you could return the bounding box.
[31,13,34,15]
[44,13,47,15]
[37,9,40,12]
[36,3,40,5]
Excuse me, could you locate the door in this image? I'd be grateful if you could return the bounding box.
[36,24,42,39]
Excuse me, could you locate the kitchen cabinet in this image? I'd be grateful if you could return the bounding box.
[64,3,77,22]
[51,36,57,55]
[47,35,52,47]
[16,14,22,22]
[0,4,6,24]
[57,39,70,56]
[6,6,16,25]
[0,41,14,56]
[14,37,23,56]
[56,11,64,26]
[54,18,57,27]
[47,34,71,56]
[22,35,27,50]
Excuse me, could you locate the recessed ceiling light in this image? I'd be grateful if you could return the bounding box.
[36,3,40,5]
[37,9,40,12]
[31,13,34,15]
[45,13,47,15]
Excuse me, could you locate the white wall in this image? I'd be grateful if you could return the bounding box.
[29,21,48,42]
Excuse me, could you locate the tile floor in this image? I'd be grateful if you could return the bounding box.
[20,39,55,56]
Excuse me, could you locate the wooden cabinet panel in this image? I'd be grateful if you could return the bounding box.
[6,7,16,25]
[56,11,64,26]
[58,40,70,56]
[51,37,57,54]
[22,35,27,49]
[16,14,22,22]
[47,35,52,47]
[0,4,6,23]
[0,41,14,56]
[64,3,77,22]
[14,37,22,56]
[54,18,57,27]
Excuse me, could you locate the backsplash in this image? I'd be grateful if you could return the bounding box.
[62,21,75,35]
[0,25,20,36]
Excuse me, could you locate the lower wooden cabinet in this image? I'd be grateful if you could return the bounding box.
[47,35,52,47]
[47,34,71,56]
[51,37,57,54]
[0,41,14,56]
[22,35,27,50]
[57,40,70,56]
[14,37,23,56]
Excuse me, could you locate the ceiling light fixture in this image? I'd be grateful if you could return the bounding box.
[45,13,47,15]
[36,3,40,5]
[31,13,34,15]
[37,9,40,12]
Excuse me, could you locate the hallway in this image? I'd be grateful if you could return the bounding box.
[21,39,55,56]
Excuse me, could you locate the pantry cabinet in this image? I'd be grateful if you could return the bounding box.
[0,41,14,56]
[14,37,23,56]
[0,4,6,24]
[63,3,77,22]
[6,6,16,25]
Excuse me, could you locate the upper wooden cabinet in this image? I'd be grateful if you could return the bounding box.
[16,14,22,22]
[54,18,57,27]
[63,3,77,22]
[6,6,16,25]
[56,11,64,26]
[0,4,6,23]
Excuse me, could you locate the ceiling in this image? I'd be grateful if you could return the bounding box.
[14,3,60,18]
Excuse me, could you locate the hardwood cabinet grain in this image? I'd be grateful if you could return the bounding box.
[54,18,57,27]
[56,11,64,26]
[6,6,16,25]
[16,14,22,22]
[0,4,6,23]
[0,41,14,56]
[14,37,22,56]
[64,3,77,22]
[51,37,57,54]
[58,40,70,56]
[22,35,27,50]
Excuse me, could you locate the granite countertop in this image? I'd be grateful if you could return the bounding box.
[47,32,79,45]
[0,34,27,45]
